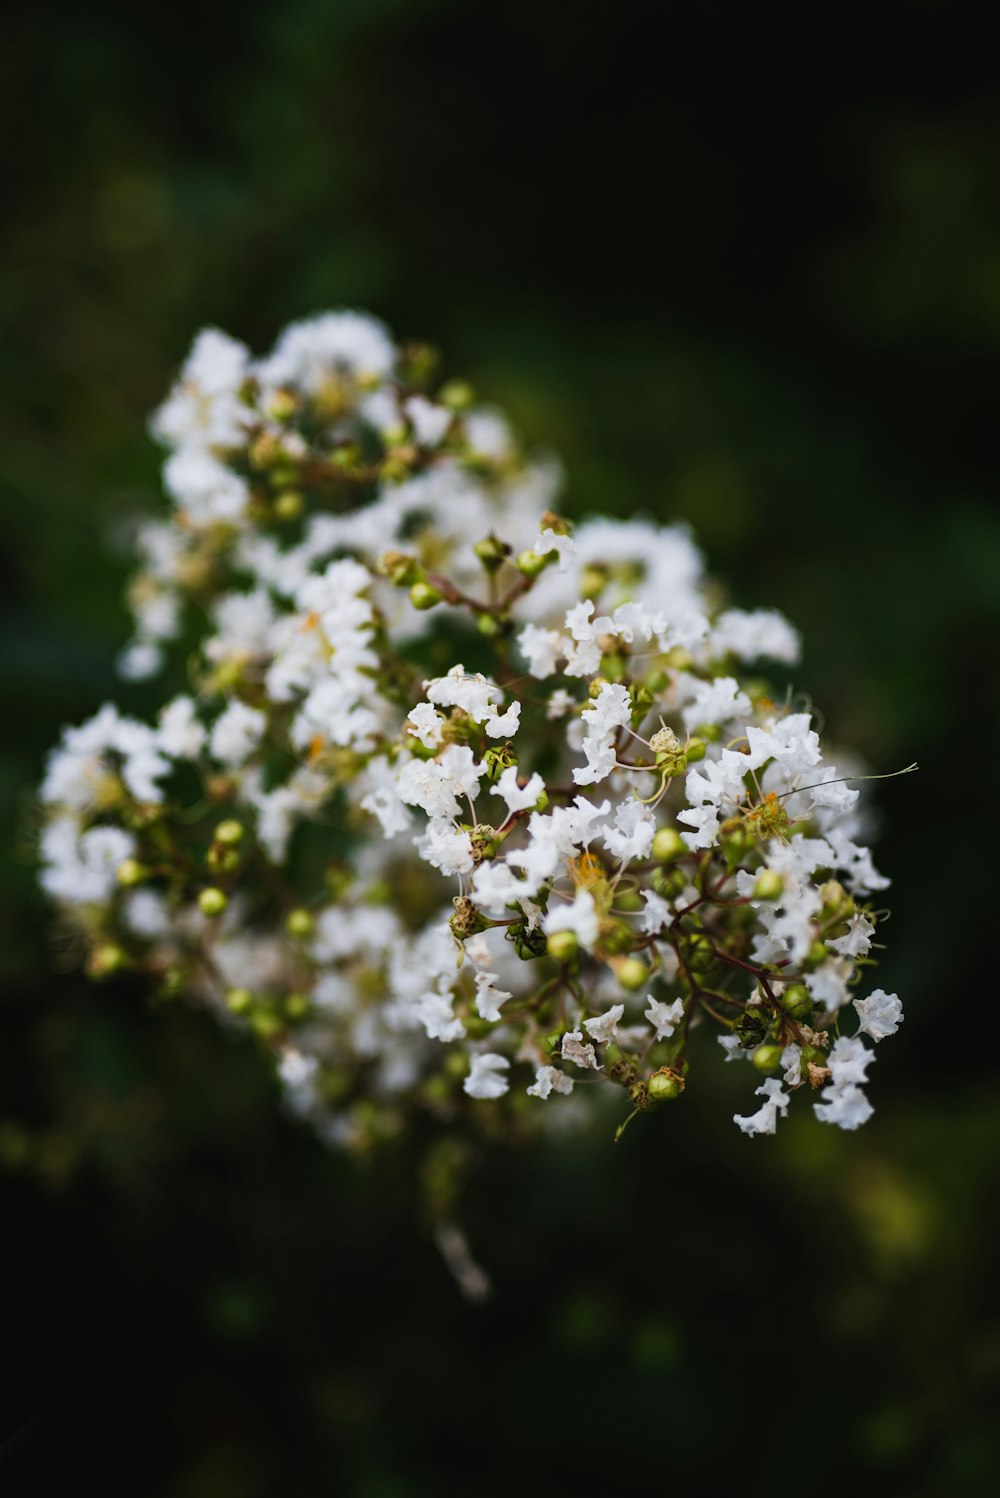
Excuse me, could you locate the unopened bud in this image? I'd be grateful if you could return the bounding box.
[614,956,649,991]
[515,549,551,578]
[752,1044,784,1073]
[116,858,145,888]
[473,534,512,573]
[439,378,474,410]
[546,930,579,963]
[648,1067,685,1101]
[409,580,442,611]
[754,870,784,901]
[198,887,228,917]
[273,490,304,521]
[285,908,314,938]
[87,943,128,980]
[779,983,812,1019]
[652,827,686,862]
[226,987,253,1015]
[214,820,244,846]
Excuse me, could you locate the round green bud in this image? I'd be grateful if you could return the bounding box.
[546,930,579,963]
[251,1011,283,1042]
[779,983,812,1020]
[753,870,785,901]
[116,858,145,888]
[647,1068,684,1101]
[439,378,474,410]
[693,723,721,743]
[267,388,298,423]
[409,580,443,611]
[225,987,253,1015]
[477,613,504,638]
[283,992,309,1022]
[214,819,244,846]
[87,943,127,980]
[515,549,551,578]
[652,865,688,900]
[579,564,609,599]
[473,534,511,572]
[274,490,304,521]
[752,1044,784,1073]
[806,940,829,967]
[198,887,228,918]
[285,908,314,939]
[685,737,707,764]
[652,827,686,863]
[683,933,715,974]
[615,957,649,991]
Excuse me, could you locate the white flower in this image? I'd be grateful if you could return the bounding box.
[645,996,684,1040]
[574,682,631,786]
[829,912,875,959]
[561,1030,599,1070]
[491,767,545,817]
[209,702,267,766]
[679,675,751,733]
[464,1053,511,1100]
[584,1003,624,1044]
[473,971,513,1023]
[526,1065,574,1099]
[601,800,655,862]
[544,888,599,950]
[534,526,576,571]
[517,624,565,678]
[158,697,206,759]
[417,821,475,876]
[407,702,446,748]
[734,1077,790,1136]
[853,988,903,1042]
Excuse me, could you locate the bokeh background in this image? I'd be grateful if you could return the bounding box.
[2,3,999,1493]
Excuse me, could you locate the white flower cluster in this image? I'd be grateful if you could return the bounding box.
[38,311,906,1152]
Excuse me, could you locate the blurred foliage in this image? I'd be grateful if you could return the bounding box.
[1,2,999,1493]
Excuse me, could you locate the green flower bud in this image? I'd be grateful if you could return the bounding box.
[251,1011,283,1042]
[779,983,812,1020]
[226,987,253,1015]
[614,956,649,991]
[754,870,785,901]
[652,827,686,862]
[682,933,715,974]
[267,388,299,423]
[515,549,551,578]
[477,613,504,638]
[214,819,244,846]
[273,490,304,521]
[546,929,578,963]
[473,534,512,573]
[116,858,145,888]
[693,723,721,743]
[439,378,474,410]
[752,1044,784,1073]
[685,737,707,763]
[652,865,688,900]
[806,940,829,967]
[409,580,443,611]
[198,887,228,918]
[87,943,128,980]
[285,908,314,938]
[580,564,609,599]
[647,1067,685,1101]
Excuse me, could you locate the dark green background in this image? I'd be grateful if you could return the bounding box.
[2,3,998,1493]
